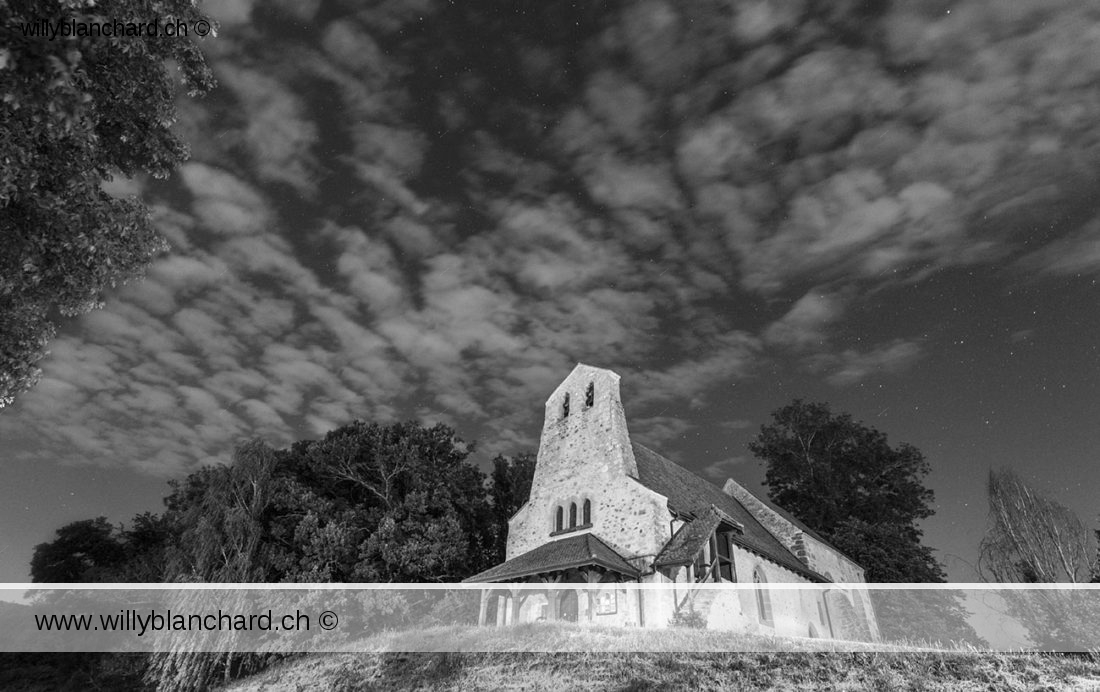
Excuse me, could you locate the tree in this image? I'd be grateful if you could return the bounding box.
[30,516,126,582]
[488,452,536,561]
[749,400,983,644]
[749,400,936,542]
[979,467,1095,584]
[1095,529,1100,583]
[147,440,284,692]
[31,422,499,690]
[146,423,494,690]
[0,0,215,408]
[283,420,495,581]
[163,439,282,582]
[827,519,945,583]
[978,467,1100,649]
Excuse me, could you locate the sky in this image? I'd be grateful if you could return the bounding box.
[1,0,1099,587]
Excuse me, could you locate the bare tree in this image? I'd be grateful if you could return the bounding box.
[978,467,1100,650]
[979,467,1095,583]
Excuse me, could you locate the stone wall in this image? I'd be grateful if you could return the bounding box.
[507,364,671,562]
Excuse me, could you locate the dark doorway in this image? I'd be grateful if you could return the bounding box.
[558,589,578,622]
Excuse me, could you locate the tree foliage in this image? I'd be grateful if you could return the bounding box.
[488,452,536,561]
[749,400,983,645]
[163,439,282,582]
[749,400,936,542]
[26,420,536,688]
[280,420,495,582]
[0,0,215,407]
[29,421,522,588]
[30,516,126,582]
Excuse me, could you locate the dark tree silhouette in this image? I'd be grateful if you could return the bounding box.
[30,517,126,583]
[488,452,536,561]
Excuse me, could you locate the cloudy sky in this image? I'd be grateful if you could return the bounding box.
[2,0,1099,584]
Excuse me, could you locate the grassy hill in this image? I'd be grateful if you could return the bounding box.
[225,623,1100,691]
[2,622,1098,690]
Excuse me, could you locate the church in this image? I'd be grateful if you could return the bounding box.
[466,363,879,641]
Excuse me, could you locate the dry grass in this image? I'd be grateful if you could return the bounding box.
[225,623,1100,691]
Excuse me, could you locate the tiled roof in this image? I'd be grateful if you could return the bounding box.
[750,491,864,570]
[463,533,641,583]
[654,505,723,567]
[632,443,827,582]
[746,489,830,545]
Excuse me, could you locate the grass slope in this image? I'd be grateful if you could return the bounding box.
[226,623,1100,691]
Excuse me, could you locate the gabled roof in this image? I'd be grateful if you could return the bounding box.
[463,533,640,583]
[735,483,831,546]
[632,443,827,582]
[654,505,724,567]
[739,487,864,571]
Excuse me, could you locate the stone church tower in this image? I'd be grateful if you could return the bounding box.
[506,363,670,561]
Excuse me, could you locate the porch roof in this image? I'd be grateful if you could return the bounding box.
[654,505,731,567]
[464,533,640,583]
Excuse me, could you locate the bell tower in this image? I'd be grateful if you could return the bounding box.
[505,363,672,561]
[531,363,639,489]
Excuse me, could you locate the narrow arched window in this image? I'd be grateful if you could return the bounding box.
[562,393,570,418]
[569,502,577,528]
[555,506,564,532]
[753,567,772,623]
[853,590,868,635]
[585,382,594,407]
[582,498,591,525]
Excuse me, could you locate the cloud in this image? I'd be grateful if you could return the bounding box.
[584,71,654,145]
[627,332,761,410]
[584,155,683,212]
[702,456,748,482]
[1015,218,1100,277]
[214,66,319,196]
[7,0,1100,482]
[321,19,387,75]
[179,164,273,236]
[206,0,253,27]
[763,289,846,350]
[809,340,925,387]
[631,415,696,451]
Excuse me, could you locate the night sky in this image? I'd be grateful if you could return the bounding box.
[2,0,1099,586]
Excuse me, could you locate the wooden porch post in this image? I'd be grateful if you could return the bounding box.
[540,572,563,621]
[510,586,523,625]
[477,589,490,627]
[580,568,603,623]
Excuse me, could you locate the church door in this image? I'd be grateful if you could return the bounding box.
[558,589,579,622]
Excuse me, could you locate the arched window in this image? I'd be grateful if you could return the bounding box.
[585,382,594,407]
[562,393,570,418]
[555,506,564,532]
[582,498,591,525]
[753,567,772,624]
[569,502,578,528]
